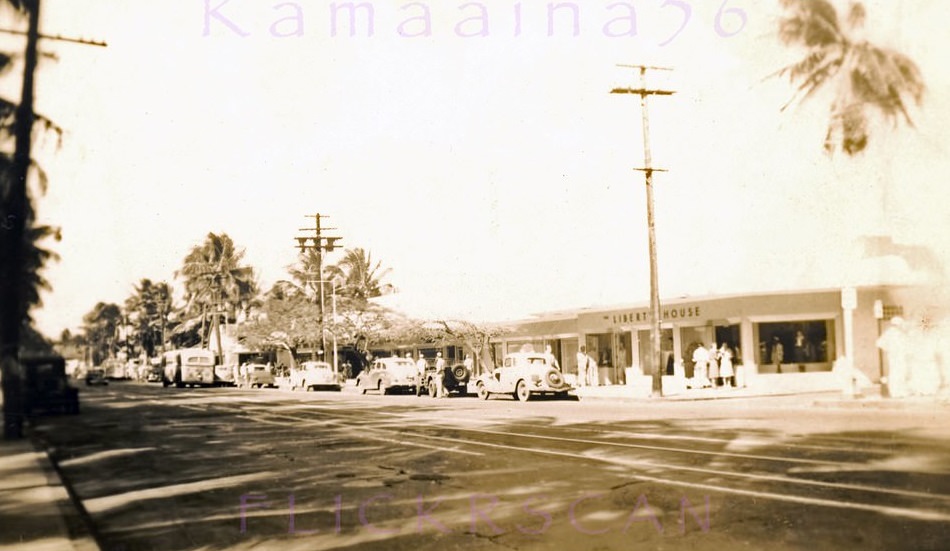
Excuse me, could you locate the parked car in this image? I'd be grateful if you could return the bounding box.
[245,363,276,388]
[475,352,574,402]
[357,357,419,395]
[21,354,80,415]
[291,361,342,392]
[85,367,108,386]
[146,358,163,383]
[416,362,471,397]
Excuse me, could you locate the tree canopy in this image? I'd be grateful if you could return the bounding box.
[775,0,925,155]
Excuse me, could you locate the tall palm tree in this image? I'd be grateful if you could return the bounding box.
[124,278,174,358]
[81,302,122,365]
[775,0,925,155]
[1,0,48,439]
[330,248,392,307]
[177,232,257,354]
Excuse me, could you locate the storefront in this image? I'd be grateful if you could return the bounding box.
[496,286,908,392]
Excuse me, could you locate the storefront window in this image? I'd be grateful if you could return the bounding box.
[754,320,835,373]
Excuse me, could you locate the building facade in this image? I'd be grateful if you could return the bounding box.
[491,286,912,392]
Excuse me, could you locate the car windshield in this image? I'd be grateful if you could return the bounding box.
[392,360,414,368]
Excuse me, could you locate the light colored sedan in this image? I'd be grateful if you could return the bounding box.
[245,363,276,388]
[291,361,342,392]
[357,357,419,395]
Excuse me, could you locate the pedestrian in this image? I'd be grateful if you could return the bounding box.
[771,336,785,374]
[239,361,249,388]
[415,354,429,397]
[707,343,720,387]
[463,353,475,375]
[576,346,588,387]
[587,352,599,387]
[718,343,735,388]
[793,330,812,372]
[691,343,709,389]
[435,352,447,398]
[544,344,560,371]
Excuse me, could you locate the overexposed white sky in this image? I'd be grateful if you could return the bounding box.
[6,0,948,335]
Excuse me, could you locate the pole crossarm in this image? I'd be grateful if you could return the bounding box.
[610,88,675,96]
[0,28,107,47]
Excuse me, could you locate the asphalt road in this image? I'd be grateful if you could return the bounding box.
[28,381,950,551]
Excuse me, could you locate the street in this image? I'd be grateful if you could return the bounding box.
[28,382,950,551]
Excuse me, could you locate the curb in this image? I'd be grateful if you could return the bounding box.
[27,432,101,551]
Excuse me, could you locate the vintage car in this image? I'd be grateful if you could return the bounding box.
[245,363,276,389]
[145,358,163,383]
[475,352,574,402]
[21,354,80,416]
[291,361,342,392]
[357,357,419,395]
[416,362,471,397]
[84,367,108,386]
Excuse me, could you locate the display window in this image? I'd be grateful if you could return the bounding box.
[754,320,835,373]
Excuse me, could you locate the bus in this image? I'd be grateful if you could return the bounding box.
[162,348,216,388]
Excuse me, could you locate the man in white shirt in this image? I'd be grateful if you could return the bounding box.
[434,352,447,398]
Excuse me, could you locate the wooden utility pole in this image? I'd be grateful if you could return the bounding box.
[1,0,107,439]
[295,214,342,361]
[610,64,674,397]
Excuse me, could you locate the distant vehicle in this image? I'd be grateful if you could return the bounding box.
[85,368,108,386]
[475,352,574,402]
[291,361,342,392]
[417,362,471,397]
[162,349,215,388]
[224,348,294,386]
[145,358,163,383]
[21,354,80,415]
[101,358,127,380]
[245,363,276,389]
[357,357,419,395]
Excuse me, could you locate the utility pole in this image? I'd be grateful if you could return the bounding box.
[610,64,675,398]
[1,0,107,439]
[295,214,342,362]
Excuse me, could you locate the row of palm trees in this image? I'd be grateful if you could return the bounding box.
[71,232,396,363]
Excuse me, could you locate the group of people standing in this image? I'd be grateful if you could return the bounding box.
[689,342,736,389]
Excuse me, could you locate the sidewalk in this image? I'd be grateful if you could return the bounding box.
[0,429,98,550]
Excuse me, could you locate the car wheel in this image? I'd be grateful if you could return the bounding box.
[476,382,490,400]
[546,369,565,388]
[515,380,531,402]
[378,381,387,395]
[452,365,468,380]
[428,380,438,398]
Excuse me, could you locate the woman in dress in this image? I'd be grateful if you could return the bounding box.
[718,343,735,388]
[707,343,720,388]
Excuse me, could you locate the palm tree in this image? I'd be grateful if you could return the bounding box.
[177,232,257,355]
[329,248,393,308]
[81,302,122,365]
[1,0,49,438]
[124,279,175,358]
[775,0,925,155]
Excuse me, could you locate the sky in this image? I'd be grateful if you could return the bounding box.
[4,0,949,336]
